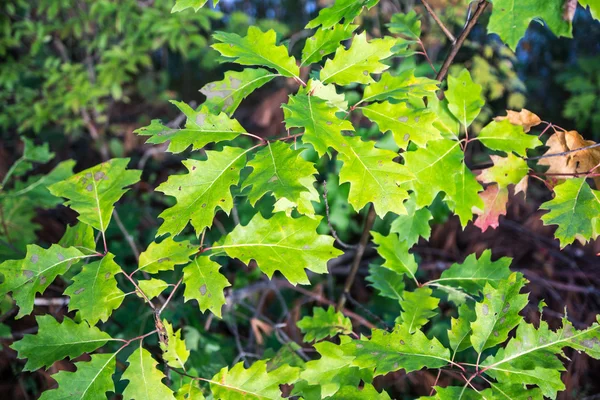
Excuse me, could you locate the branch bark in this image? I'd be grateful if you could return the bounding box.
[420,0,456,43]
[435,0,489,83]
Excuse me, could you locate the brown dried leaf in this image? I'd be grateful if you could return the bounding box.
[494,109,542,133]
[538,130,600,187]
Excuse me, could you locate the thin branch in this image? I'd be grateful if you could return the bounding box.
[436,0,489,83]
[420,0,456,43]
[526,142,600,161]
[113,210,140,261]
[336,205,377,311]
[158,278,183,314]
[323,180,356,250]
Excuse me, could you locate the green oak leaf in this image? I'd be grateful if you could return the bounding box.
[7,159,75,208]
[478,154,529,188]
[214,212,342,285]
[0,244,90,318]
[135,101,247,153]
[389,194,432,247]
[580,1,600,20]
[138,237,198,274]
[298,339,367,398]
[122,345,175,400]
[0,197,37,259]
[212,26,299,79]
[447,303,477,354]
[297,306,353,342]
[242,141,318,217]
[320,32,396,85]
[432,250,513,295]
[361,70,439,103]
[137,278,170,299]
[155,147,248,237]
[64,253,125,325]
[59,222,96,255]
[402,139,483,227]
[424,385,543,400]
[445,69,484,129]
[481,316,600,398]
[343,324,451,376]
[160,320,190,370]
[282,89,354,157]
[477,120,542,156]
[470,272,529,354]
[39,353,116,400]
[5,137,54,180]
[11,315,111,371]
[387,9,421,40]
[302,24,357,65]
[371,232,417,283]
[176,383,205,400]
[171,0,218,13]
[182,256,230,318]
[338,136,413,217]
[398,287,439,333]
[366,264,405,301]
[48,158,141,233]
[306,0,380,29]
[211,360,299,399]
[487,0,572,51]
[334,384,391,399]
[306,79,349,111]
[361,101,441,148]
[200,68,278,116]
[540,178,600,248]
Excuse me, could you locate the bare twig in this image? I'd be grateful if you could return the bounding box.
[436,0,489,83]
[337,205,377,311]
[113,210,140,261]
[420,0,456,43]
[526,142,600,161]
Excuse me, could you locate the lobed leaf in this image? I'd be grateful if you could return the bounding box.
[398,287,439,333]
[297,306,353,342]
[302,24,357,65]
[160,320,190,370]
[212,26,299,78]
[182,256,230,318]
[138,237,198,274]
[306,0,380,29]
[477,119,542,156]
[48,158,141,233]
[64,253,125,325]
[11,315,111,371]
[135,101,247,153]
[122,345,176,400]
[445,69,484,129]
[215,212,342,285]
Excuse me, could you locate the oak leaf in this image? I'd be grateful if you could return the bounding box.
[494,109,542,133]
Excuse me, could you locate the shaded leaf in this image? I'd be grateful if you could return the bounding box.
[389,194,432,247]
[297,306,352,342]
[447,303,477,353]
[11,315,111,371]
[40,353,116,400]
[398,287,439,333]
[371,232,417,283]
[366,264,405,301]
[302,24,357,65]
[306,0,379,29]
[540,178,600,247]
[48,158,141,233]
